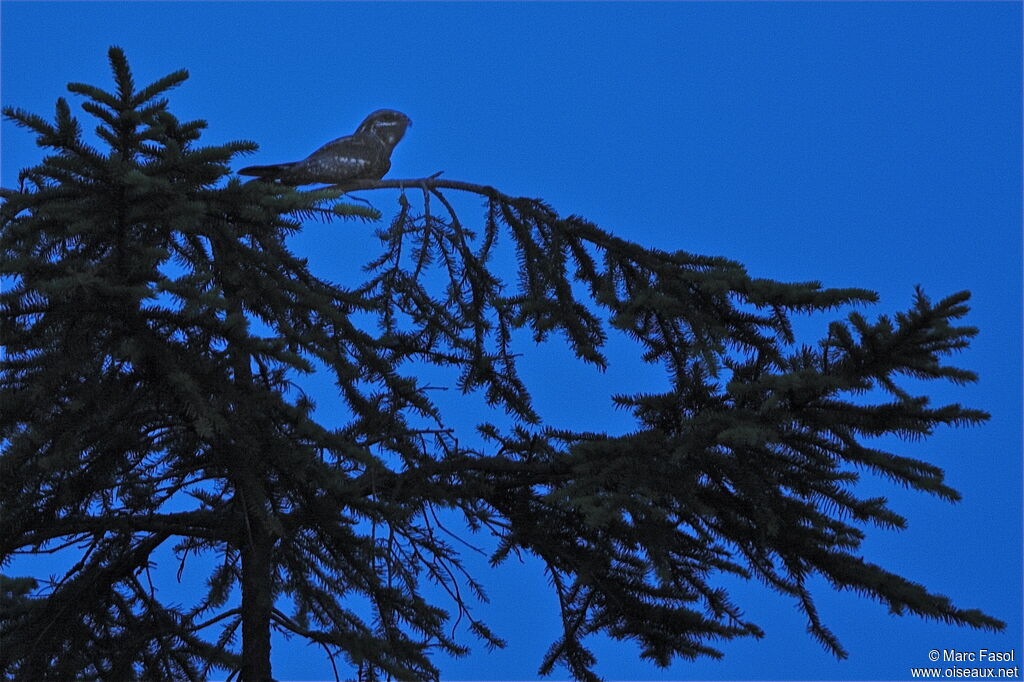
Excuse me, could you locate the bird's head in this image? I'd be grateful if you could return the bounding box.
[357,109,411,150]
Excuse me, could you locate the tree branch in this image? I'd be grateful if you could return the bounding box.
[328,176,515,204]
[11,510,232,547]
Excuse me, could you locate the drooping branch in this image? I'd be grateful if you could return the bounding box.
[326,176,695,261]
[328,175,513,204]
[9,511,232,548]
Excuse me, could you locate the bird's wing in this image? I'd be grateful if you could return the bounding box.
[305,133,381,162]
[238,161,297,177]
[301,133,388,181]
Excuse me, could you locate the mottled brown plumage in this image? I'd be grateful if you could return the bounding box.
[238,109,411,185]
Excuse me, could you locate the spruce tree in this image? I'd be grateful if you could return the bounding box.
[0,48,1004,681]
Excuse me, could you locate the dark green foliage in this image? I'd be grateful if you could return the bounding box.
[0,48,1003,680]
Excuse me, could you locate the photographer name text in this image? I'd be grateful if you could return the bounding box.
[934,650,1017,663]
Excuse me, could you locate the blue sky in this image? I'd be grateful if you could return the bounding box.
[1,2,1021,680]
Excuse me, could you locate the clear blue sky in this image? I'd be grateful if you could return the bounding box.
[2,2,1021,680]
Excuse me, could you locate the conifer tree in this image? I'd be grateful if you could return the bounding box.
[0,48,1004,681]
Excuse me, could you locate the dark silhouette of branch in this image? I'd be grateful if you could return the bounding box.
[329,175,521,204]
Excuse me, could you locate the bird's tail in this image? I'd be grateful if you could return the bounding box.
[237,162,296,178]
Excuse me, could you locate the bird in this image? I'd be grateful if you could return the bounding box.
[238,109,411,186]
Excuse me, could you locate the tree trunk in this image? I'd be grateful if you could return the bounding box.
[240,505,274,681]
[217,241,277,680]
